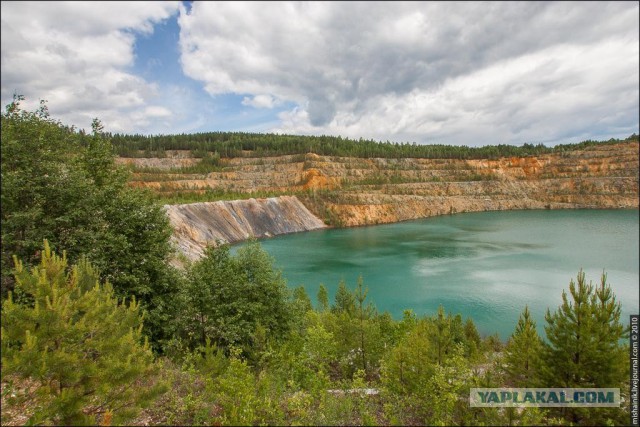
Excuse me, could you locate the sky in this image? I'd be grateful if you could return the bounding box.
[1,1,638,147]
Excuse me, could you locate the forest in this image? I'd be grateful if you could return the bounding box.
[0,97,632,426]
[108,126,636,161]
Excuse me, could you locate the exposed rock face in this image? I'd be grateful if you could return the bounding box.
[298,142,639,226]
[122,141,638,259]
[165,196,326,260]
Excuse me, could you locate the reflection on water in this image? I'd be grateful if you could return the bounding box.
[237,209,639,339]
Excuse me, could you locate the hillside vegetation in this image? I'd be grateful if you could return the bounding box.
[109,129,632,160]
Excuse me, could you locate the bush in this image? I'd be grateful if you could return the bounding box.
[1,242,164,425]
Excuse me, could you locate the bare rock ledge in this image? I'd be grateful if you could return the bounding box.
[165,195,326,260]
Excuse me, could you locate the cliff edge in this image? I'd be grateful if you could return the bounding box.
[165,196,326,260]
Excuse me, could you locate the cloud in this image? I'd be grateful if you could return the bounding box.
[179,1,639,145]
[1,1,181,133]
[241,94,280,109]
[2,2,637,144]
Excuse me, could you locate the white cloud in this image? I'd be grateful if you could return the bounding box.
[1,1,181,133]
[143,105,172,118]
[241,94,280,109]
[2,1,637,144]
[179,1,639,145]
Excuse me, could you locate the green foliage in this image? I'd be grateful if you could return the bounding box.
[320,278,387,380]
[422,344,475,426]
[332,279,356,315]
[381,319,434,396]
[287,285,315,338]
[109,128,638,161]
[317,283,330,311]
[177,241,292,354]
[431,305,453,365]
[428,305,470,365]
[503,306,544,387]
[1,247,632,426]
[543,270,628,388]
[463,317,482,361]
[541,269,629,425]
[381,322,476,425]
[292,285,313,314]
[0,96,179,350]
[353,276,380,377]
[1,242,163,425]
[206,348,258,426]
[1,96,93,295]
[304,322,339,372]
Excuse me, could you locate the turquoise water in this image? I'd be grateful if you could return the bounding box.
[237,209,639,339]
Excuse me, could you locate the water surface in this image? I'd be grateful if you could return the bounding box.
[238,209,639,339]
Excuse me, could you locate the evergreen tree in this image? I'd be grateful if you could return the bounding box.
[352,276,381,377]
[543,270,628,387]
[317,284,329,311]
[431,305,453,365]
[331,279,355,315]
[503,306,543,386]
[292,286,313,313]
[354,276,370,374]
[289,286,314,337]
[1,242,163,425]
[463,317,482,360]
[396,309,418,340]
[542,269,629,425]
[381,319,434,396]
[423,343,474,426]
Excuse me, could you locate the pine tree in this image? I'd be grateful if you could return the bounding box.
[1,242,163,425]
[543,270,627,387]
[431,305,453,365]
[354,276,369,374]
[463,317,482,360]
[424,343,474,426]
[503,306,543,386]
[542,269,629,425]
[292,286,313,313]
[331,279,355,315]
[353,276,379,377]
[381,319,434,396]
[317,284,329,311]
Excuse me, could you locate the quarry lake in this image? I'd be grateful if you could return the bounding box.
[237,209,639,339]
